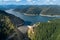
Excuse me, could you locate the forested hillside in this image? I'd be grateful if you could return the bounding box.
[0,10,23,40]
[26,6,41,15]
[41,6,60,15]
[13,5,60,15]
[28,19,60,40]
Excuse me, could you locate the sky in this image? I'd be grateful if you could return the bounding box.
[0,0,60,5]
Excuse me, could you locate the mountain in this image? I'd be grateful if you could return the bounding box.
[26,6,41,16]
[13,5,31,13]
[0,10,24,40]
[0,10,24,27]
[41,5,60,15]
[13,5,60,16]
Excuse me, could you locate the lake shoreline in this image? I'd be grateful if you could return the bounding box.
[40,14,60,17]
[23,13,39,16]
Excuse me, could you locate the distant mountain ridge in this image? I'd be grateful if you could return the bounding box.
[12,5,60,16]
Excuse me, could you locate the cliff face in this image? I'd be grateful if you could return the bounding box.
[0,10,24,40]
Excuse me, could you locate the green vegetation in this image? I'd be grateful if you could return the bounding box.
[0,14,14,39]
[49,19,60,23]
[13,5,30,13]
[41,6,60,15]
[0,10,23,40]
[28,19,60,40]
[0,10,24,26]
[14,5,60,16]
[14,6,42,16]
[26,6,41,15]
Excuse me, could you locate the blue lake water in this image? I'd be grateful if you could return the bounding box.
[5,9,55,25]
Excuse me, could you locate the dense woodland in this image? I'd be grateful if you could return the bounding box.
[28,19,60,40]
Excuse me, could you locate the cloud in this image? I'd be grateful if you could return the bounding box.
[53,0,56,1]
[45,0,57,5]
[27,0,32,2]
[37,0,40,1]
[0,0,60,5]
[26,0,35,5]
[3,0,10,1]
[46,0,50,2]
[16,0,21,2]
[49,2,54,4]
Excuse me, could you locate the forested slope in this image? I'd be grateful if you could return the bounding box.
[28,19,60,40]
[0,10,23,40]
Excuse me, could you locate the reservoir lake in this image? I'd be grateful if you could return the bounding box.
[5,9,56,25]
